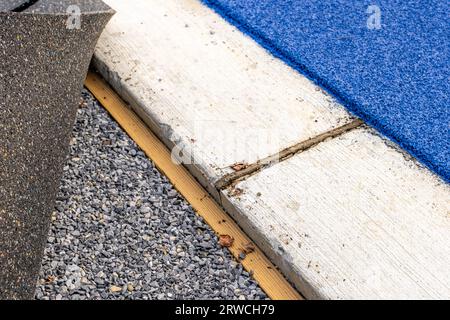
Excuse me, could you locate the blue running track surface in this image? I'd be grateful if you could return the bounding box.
[201,0,450,182]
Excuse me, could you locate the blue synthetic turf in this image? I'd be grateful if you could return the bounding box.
[201,0,450,182]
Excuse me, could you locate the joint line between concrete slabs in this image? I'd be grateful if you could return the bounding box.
[215,119,364,190]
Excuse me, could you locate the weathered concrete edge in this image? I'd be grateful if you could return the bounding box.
[218,191,321,299]
[91,56,361,298]
[220,126,450,299]
[92,52,449,300]
[92,57,223,202]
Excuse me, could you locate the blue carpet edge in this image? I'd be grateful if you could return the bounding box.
[201,0,449,184]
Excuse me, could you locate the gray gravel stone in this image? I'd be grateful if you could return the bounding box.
[36,90,267,300]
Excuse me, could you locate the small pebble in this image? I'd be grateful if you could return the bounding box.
[36,90,267,300]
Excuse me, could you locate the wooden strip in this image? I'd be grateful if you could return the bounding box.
[85,71,303,300]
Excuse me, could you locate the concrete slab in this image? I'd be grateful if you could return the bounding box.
[93,0,353,199]
[91,0,450,299]
[221,127,450,299]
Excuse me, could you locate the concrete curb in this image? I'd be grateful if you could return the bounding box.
[92,0,450,299]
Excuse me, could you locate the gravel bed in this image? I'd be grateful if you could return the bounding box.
[35,90,267,300]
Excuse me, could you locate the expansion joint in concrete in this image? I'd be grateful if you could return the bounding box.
[215,119,364,190]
